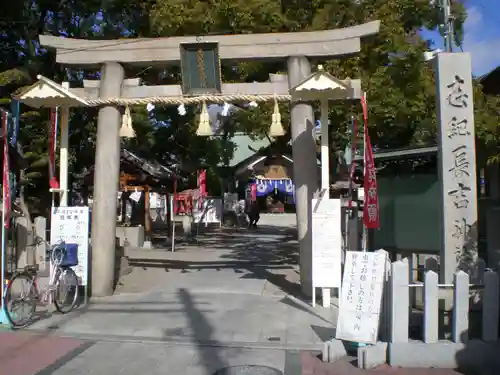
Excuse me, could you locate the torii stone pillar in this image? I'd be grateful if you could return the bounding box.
[288,56,318,294]
[91,62,124,296]
[39,21,379,297]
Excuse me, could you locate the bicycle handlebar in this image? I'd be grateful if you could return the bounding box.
[45,242,67,265]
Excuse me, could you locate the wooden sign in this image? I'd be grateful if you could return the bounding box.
[312,198,342,289]
[180,42,222,95]
[336,251,387,344]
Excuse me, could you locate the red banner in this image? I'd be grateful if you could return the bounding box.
[197,169,207,196]
[361,95,380,229]
[49,108,60,189]
[250,184,257,202]
[196,169,207,209]
[2,110,10,228]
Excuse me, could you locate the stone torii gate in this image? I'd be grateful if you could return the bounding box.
[39,21,380,298]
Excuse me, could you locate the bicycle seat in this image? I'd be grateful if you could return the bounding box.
[23,264,39,274]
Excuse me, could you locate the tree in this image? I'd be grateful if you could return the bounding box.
[0,0,149,214]
[1,0,499,213]
[137,1,437,152]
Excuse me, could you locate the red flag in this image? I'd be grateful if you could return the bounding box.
[2,110,10,228]
[49,108,60,189]
[361,95,380,229]
[250,183,257,202]
[197,169,207,196]
[197,169,207,209]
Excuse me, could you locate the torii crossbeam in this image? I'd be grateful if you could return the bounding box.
[39,21,380,299]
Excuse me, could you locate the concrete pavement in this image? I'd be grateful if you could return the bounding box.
[44,340,296,375]
[2,219,335,374]
[26,223,337,349]
[0,331,89,375]
[0,217,472,374]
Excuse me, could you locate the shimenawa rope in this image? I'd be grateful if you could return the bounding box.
[86,94,292,107]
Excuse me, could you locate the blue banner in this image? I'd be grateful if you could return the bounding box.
[253,178,295,197]
[10,100,19,146]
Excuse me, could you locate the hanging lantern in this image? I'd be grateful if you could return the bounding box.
[268,98,285,137]
[196,101,212,136]
[120,106,136,138]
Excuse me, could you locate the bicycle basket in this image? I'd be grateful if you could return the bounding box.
[60,243,79,267]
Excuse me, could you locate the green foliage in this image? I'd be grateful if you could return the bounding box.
[0,0,499,213]
[146,0,491,156]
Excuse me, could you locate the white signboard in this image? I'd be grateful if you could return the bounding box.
[193,198,222,224]
[223,193,240,213]
[50,206,90,286]
[149,192,166,209]
[312,198,342,288]
[336,251,387,344]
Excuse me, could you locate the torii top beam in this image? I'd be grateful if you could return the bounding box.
[39,21,380,67]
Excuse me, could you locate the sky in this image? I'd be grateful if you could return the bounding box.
[420,0,499,76]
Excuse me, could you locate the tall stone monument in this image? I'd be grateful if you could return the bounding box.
[435,52,478,284]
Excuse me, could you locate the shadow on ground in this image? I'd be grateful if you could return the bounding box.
[127,224,303,298]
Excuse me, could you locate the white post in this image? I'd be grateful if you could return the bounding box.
[390,260,409,343]
[320,100,330,190]
[423,270,439,343]
[170,195,176,252]
[320,99,331,308]
[60,82,70,207]
[452,271,469,343]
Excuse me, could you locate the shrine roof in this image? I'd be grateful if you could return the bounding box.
[82,149,187,187]
[354,145,438,162]
[121,149,185,181]
[224,133,272,167]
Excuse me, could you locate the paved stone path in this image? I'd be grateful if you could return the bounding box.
[0,331,87,375]
[27,223,336,349]
[0,217,474,374]
[0,333,471,375]
[300,353,467,375]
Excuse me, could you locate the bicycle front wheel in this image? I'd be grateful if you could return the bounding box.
[53,266,80,314]
[3,273,37,328]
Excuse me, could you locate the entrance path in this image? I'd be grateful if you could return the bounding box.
[28,216,337,349]
[10,215,338,374]
[3,214,471,374]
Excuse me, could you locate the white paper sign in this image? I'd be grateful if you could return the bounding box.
[335,251,387,344]
[223,193,240,213]
[129,191,142,203]
[312,198,342,288]
[50,206,90,286]
[193,198,222,224]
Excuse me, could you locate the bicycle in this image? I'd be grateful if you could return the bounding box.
[2,241,80,328]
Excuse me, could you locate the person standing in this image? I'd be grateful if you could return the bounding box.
[245,181,260,228]
[246,199,260,228]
